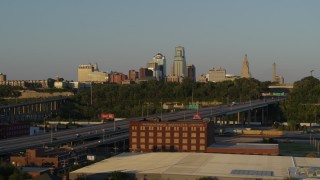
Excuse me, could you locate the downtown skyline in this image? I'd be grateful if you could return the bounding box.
[1,0,320,83]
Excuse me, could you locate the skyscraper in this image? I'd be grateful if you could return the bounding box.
[173,46,187,77]
[187,64,196,82]
[153,53,166,80]
[272,62,277,83]
[240,54,252,78]
[146,53,166,80]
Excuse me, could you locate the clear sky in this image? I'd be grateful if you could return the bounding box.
[1,0,320,83]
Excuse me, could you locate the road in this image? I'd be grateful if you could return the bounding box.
[0,98,282,155]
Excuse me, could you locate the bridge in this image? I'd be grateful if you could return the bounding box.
[0,98,283,155]
[0,97,67,121]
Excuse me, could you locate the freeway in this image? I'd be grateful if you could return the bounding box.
[0,98,282,155]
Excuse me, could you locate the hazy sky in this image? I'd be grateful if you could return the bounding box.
[1,0,320,83]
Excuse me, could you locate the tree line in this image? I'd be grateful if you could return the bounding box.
[57,78,270,120]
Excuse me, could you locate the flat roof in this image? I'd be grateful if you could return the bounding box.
[70,152,320,180]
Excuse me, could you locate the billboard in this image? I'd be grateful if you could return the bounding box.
[100,114,115,119]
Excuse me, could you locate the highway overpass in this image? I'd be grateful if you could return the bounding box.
[0,98,283,155]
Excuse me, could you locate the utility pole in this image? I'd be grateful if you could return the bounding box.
[90,81,93,105]
[311,70,314,77]
[160,98,163,120]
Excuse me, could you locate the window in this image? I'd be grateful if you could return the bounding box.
[174,133,179,137]
[200,146,206,151]
[157,132,162,137]
[165,139,170,143]
[141,144,145,149]
[182,139,188,144]
[182,133,188,137]
[140,132,145,136]
[157,138,162,143]
[140,138,145,143]
[182,145,188,150]
[132,138,137,143]
[191,146,197,150]
[200,133,205,138]
[191,139,197,144]
[191,133,197,138]
[149,138,154,143]
[200,139,205,144]
[149,132,154,137]
[132,132,137,136]
[165,132,170,137]
[174,139,179,143]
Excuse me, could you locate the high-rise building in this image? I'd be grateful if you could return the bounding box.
[173,46,187,77]
[153,53,166,80]
[139,68,153,80]
[272,62,284,84]
[208,68,226,82]
[0,73,6,82]
[128,70,137,81]
[109,72,127,84]
[187,64,196,82]
[78,63,108,83]
[240,54,252,78]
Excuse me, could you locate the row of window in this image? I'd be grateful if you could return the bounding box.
[132,132,206,138]
[131,144,206,151]
[131,126,206,131]
[132,138,206,144]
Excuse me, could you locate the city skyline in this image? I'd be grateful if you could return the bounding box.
[1,1,320,83]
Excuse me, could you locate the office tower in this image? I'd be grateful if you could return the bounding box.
[240,54,252,78]
[109,72,127,84]
[187,64,196,82]
[128,70,137,81]
[78,63,108,82]
[173,46,187,77]
[272,62,277,83]
[208,67,226,82]
[0,73,6,82]
[139,68,153,80]
[153,53,166,80]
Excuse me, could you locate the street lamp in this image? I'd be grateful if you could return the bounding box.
[43,115,47,133]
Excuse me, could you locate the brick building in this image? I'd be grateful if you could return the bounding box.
[10,148,87,172]
[129,119,215,153]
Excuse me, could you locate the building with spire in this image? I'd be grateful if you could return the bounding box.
[240,54,252,78]
[272,62,284,84]
[272,62,277,83]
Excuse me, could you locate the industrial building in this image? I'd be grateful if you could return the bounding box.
[130,119,215,153]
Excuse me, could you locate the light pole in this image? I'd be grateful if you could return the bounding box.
[160,98,163,121]
[90,82,93,105]
[50,124,53,143]
[43,115,47,133]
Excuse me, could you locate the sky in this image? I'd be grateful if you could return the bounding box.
[1,0,320,83]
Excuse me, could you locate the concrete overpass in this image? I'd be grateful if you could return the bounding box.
[0,98,283,155]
